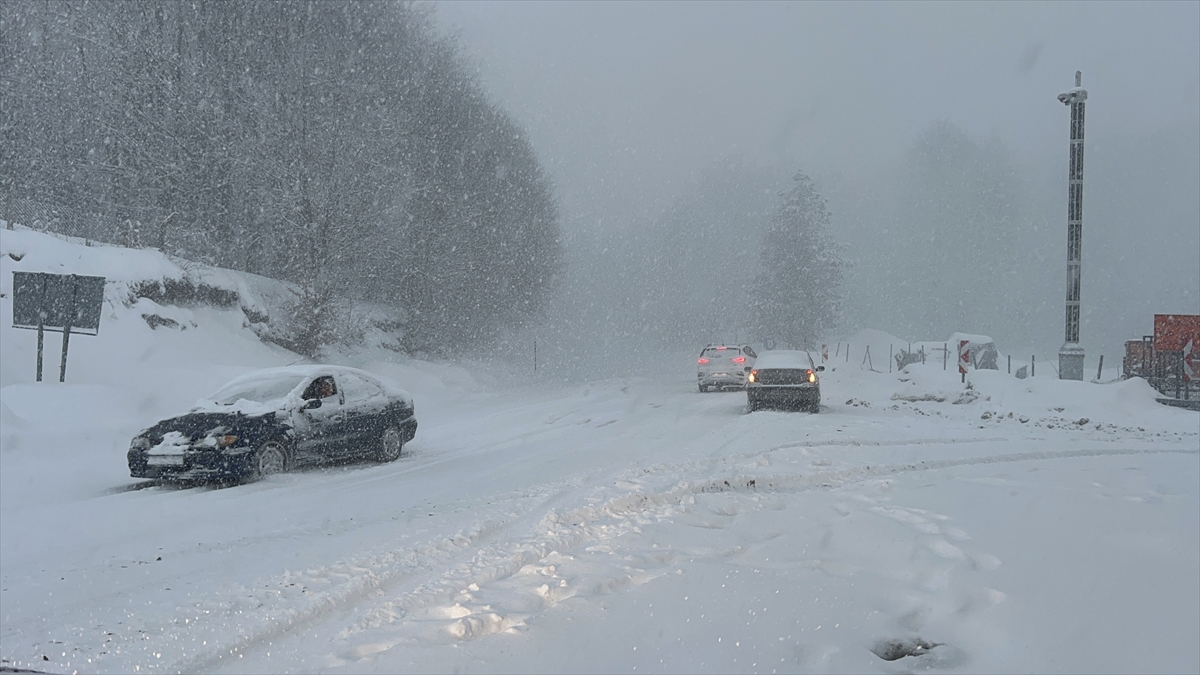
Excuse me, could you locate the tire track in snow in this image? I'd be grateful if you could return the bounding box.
[123,481,580,675]
[314,443,1198,665]
[37,384,707,673]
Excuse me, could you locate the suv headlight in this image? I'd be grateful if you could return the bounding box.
[130,436,152,451]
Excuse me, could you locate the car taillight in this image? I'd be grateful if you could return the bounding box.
[698,358,709,364]
[732,356,746,364]
[748,370,757,383]
[807,369,816,383]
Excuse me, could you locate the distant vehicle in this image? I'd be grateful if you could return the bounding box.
[746,350,824,413]
[697,344,757,392]
[128,365,417,482]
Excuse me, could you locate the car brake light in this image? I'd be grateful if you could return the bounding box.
[698,358,710,364]
[807,369,816,383]
[732,356,746,364]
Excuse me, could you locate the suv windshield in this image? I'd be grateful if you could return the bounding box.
[210,375,305,405]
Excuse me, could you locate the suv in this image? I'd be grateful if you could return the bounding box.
[697,344,757,392]
[746,350,824,413]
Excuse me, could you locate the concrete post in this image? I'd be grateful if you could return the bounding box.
[1057,71,1087,380]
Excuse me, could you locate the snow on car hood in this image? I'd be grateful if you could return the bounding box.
[147,431,191,456]
[191,396,292,416]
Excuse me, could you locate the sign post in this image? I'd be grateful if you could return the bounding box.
[12,272,106,382]
[1184,339,1195,382]
[959,340,970,383]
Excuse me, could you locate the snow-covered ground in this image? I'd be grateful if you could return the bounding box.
[2,229,1197,674]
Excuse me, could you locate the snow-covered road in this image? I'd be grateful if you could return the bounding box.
[3,370,1197,674]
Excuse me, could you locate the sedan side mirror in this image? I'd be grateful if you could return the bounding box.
[816,365,825,372]
[302,398,323,410]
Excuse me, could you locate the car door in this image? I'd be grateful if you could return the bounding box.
[293,375,348,464]
[338,373,390,458]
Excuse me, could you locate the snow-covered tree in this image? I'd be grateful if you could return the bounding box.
[0,0,562,355]
[750,171,844,349]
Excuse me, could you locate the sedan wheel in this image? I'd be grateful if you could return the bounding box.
[254,441,288,479]
[379,426,403,462]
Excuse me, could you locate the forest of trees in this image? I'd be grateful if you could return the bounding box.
[0,1,561,354]
[638,162,788,346]
[825,120,1055,350]
[529,159,844,371]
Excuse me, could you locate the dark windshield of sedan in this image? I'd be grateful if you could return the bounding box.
[210,375,306,405]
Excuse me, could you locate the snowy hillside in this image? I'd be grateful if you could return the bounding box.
[1,230,1197,674]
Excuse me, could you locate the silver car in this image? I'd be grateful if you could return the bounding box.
[697,344,757,392]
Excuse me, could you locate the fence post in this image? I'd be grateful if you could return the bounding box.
[36,313,44,382]
[1008,354,1011,374]
[943,343,947,370]
[1032,355,1036,377]
[1177,354,1182,399]
[846,344,850,363]
[889,344,893,373]
[1095,355,1103,381]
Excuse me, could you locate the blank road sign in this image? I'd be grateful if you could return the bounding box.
[12,272,106,334]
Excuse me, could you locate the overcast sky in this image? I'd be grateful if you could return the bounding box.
[434,1,1199,230]
[433,1,1199,364]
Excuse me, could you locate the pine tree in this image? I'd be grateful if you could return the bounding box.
[751,171,843,349]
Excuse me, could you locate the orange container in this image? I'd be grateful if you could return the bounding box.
[1153,314,1200,352]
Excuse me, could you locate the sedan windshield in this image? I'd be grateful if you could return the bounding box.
[209,375,305,405]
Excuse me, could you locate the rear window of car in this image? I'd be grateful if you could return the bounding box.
[702,347,741,357]
[210,375,305,405]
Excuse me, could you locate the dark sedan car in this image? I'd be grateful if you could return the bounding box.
[746,350,824,413]
[128,365,417,482]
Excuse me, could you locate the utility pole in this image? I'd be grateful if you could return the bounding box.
[1057,71,1087,380]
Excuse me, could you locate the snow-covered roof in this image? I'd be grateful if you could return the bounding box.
[199,364,413,410]
[753,350,816,370]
